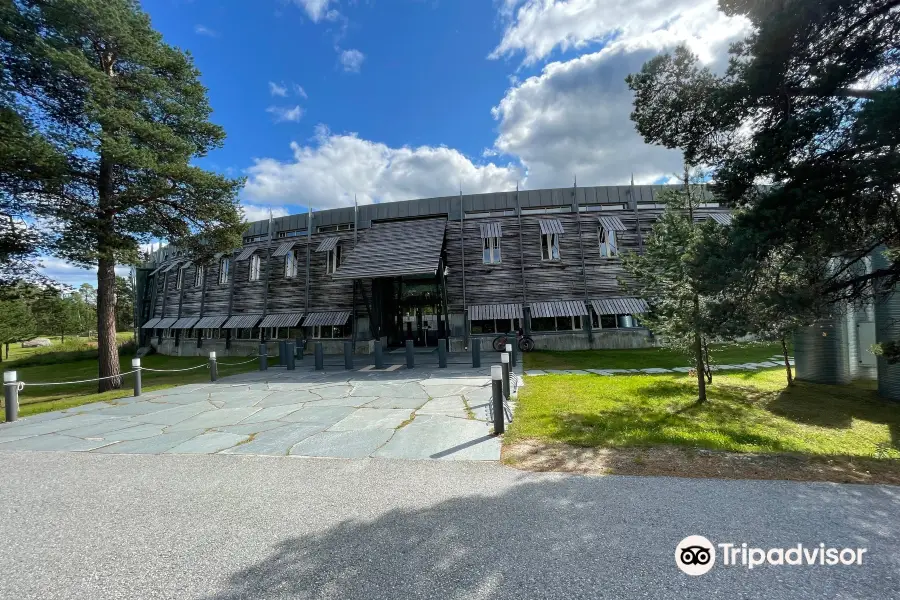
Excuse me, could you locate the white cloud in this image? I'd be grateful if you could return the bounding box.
[241,204,289,223]
[293,0,339,23]
[266,105,304,123]
[487,0,751,187]
[491,0,749,66]
[268,81,288,97]
[38,257,130,288]
[339,49,365,73]
[243,125,522,210]
[194,24,218,37]
[294,84,308,99]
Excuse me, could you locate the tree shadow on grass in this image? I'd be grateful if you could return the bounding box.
[200,477,900,600]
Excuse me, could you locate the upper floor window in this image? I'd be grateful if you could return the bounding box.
[541,233,560,261]
[194,265,204,288]
[599,228,618,257]
[219,257,231,284]
[482,237,501,264]
[249,254,261,281]
[326,245,342,274]
[285,249,298,278]
[175,266,185,290]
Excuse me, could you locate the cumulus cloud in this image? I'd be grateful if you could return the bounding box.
[488,0,751,187]
[339,49,365,73]
[241,204,289,223]
[268,81,288,97]
[266,105,304,123]
[294,84,308,99]
[38,257,130,288]
[243,125,522,209]
[293,0,339,23]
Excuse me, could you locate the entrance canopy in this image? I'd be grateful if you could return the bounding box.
[332,218,446,280]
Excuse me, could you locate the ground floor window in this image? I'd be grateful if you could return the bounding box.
[590,309,639,329]
[530,316,582,332]
[160,328,174,338]
[260,327,300,340]
[311,323,351,339]
[470,318,520,335]
[202,328,221,339]
[234,327,260,340]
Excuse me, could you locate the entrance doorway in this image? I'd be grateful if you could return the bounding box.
[368,275,448,347]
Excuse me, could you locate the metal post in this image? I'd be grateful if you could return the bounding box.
[259,343,268,371]
[344,341,354,370]
[287,343,296,370]
[4,371,18,423]
[279,340,287,366]
[491,365,504,435]
[405,339,414,369]
[472,340,481,368]
[132,358,142,397]
[296,337,304,359]
[314,342,324,371]
[374,339,384,369]
[209,351,218,382]
[438,338,447,368]
[501,352,510,399]
[506,342,516,369]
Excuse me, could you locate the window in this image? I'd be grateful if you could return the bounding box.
[249,254,261,281]
[470,318,520,335]
[194,265,204,288]
[285,249,298,278]
[531,317,557,332]
[541,233,560,261]
[175,267,185,290]
[219,257,231,284]
[530,316,581,332]
[326,245,342,274]
[599,228,618,257]
[482,237,501,264]
[471,319,496,335]
[317,224,353,233]
[243,234,267,244]
[590,309,639,329]
[311,323,352,338]
[203,328,220,339]
[277,229,309,238]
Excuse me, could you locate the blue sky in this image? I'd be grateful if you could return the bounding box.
[42,0,751,286]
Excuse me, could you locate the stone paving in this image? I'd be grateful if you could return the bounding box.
[526,355,794,376]
[0,364,520,461]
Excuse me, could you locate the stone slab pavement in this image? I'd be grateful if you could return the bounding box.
[0,364,522,461]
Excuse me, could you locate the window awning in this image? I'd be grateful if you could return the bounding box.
[223,314,263,329]
[162,260,185,273]
[155,317,179,329]
[468,303,523,321]
[539,219,564,235]
[194,315,229,329]
[235,246,258,261]
[259,313,305,328]
[530,301,588,318]
[303,311,351,326]
[315,237,338,252]
[148,265,165,276]
[598,216,627,231]
[591,297,649,315]
[479,222,502,239]
[171,317,199,329]
[141,318,162,329]
[332,218,447,280]
[707,212,732,225]
[271,241,296,257]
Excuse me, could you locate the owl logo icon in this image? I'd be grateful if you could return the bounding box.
[676,536,716,575]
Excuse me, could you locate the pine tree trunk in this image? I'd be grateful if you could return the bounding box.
[781,336,793,386]
[694,298,707,403]
[4,343,7,359]
[97,256,121,392]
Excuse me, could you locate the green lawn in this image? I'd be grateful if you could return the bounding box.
[524,341,790,371]
[508,370,898,458]
[0,331,135,364]
[1,351,257,421]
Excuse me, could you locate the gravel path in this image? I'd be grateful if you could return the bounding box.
[0,452,898,599]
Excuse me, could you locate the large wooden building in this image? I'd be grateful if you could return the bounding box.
[138,184,729,355]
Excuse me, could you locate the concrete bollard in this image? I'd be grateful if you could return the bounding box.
[132,358,142,397]
[438,338,447,368]
[406,339,414,369]
[296,337,305,359]
[491,365,504,435]
[279,340,288,366]
[4,371,18,423]
[506,342,516,369]
[209,352,218,381]
[344,341,354,370]
[374,340,384,369]
[259,343,268,371]
[472,340,481,368]
[501,352,510,399]
[314,342,324,371]
[286,343,296,370]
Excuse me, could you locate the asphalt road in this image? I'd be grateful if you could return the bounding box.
[0,452,898,599]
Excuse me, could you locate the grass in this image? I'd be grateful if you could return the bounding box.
[1,351,258,422]
[0,331,135,365]
[524,341,791,371]
[507,370,900,458]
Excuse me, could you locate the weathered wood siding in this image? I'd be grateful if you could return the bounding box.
[266,241,308,314]
[179,265,203,317]
[201,257,232,316]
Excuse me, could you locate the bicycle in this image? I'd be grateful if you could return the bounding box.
[492,330,535,352]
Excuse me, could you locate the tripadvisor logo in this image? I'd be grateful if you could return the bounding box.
[675,536,868,575]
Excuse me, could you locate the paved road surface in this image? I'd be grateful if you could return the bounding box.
[1,453,898,599]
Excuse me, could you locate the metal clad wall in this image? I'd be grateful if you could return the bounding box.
[794,318,851,384]
[873,248,900,400]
